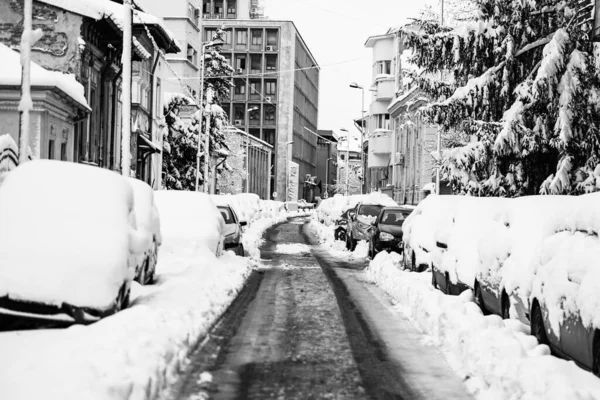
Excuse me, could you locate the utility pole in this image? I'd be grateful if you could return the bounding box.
[18,0,35,164]
[121,0,133,177]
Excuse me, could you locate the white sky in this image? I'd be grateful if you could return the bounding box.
[264,0,435,134]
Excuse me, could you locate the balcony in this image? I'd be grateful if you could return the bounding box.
[369,130,392,155]
[374,77,394,100]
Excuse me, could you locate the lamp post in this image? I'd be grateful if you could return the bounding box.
[195,36,225,193]
[244,106,259,193]
[349,82,365,194]
[340,128,350,196]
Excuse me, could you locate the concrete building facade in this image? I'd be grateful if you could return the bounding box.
[202,19,319,201]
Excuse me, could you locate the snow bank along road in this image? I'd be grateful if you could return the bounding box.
[165,217,471,400]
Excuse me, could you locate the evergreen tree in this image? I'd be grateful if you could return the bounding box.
[162,29,234,191]
[402,0,600,196]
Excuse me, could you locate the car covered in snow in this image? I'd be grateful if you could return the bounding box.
[128,178,162,284]
[297,199,314,210]
[0,160,150,324]
[154,190,225,259]
[210,196,247,256]
[367,206,414,258]
[528,228,600,376]
[345,202,385,251]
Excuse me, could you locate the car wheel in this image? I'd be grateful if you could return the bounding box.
[531,301,549,346]
[368,241,373,259]
[238,244,245,257]
[345,234,352,250]
[445,273,452,295]
[501,292,510,319]
[350,237,357,252]
[474,281,489,315]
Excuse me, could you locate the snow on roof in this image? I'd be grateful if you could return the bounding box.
[388,86,419,111]
[0,44,89,110]
[40,0,179,51]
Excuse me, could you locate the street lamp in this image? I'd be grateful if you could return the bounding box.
[195,35,226,193]
[244,106,259,193]
[349,82,365,194]
[340,128,350,196]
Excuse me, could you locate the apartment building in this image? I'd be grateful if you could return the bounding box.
[364,30,398,193]
[202,18,319,201]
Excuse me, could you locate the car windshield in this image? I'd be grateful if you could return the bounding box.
[380,210,410,226]
[358,205,384,218]
[218,206,235,224]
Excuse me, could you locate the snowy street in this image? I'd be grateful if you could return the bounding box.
[165,217,471,400]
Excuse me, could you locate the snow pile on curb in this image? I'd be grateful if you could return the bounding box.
[364,252,600,399]
[317,193,397,224]
[307,219,367,260]
[0,192,289,400]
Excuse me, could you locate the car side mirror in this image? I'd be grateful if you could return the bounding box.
[240,221,248,227]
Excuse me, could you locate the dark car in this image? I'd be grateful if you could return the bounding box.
[367,207,413,258]
[346,203,385,251]
[218,205,247,256]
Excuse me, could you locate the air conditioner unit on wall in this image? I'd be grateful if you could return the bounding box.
[265,96,272,102]
[236,68,243,74]
[266,45,275,51]
[234,120,243,125]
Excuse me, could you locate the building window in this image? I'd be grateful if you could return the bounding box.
[265,54,277,71]
[263,129,275,146]
[227,0,237,17]
[235,29,247,47]
[60,142,67,161]
[214,0,223,17]
[249,80,261,100]
[222,29,232,48]
[375,114,390,130]
[265,80,277,96]
[205,28,217,42]
[251,29,263,48]
[48,139,55,159]
[188,3,199,25]
[202,0,210,15]
[250,54,262,74]
[187,45,197,64]
[235,55,246,72]
[376,60,392,75]
[248,104,261,125]
[233,104,245,122]
[264,104,276,124]
[266,29,278,47]
[234,79,246,94]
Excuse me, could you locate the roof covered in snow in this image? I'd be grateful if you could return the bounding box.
[40,0,180,53]
[0,44,89,110]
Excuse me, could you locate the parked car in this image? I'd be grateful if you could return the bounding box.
[297,199,315,210]
[217,204,247,256]
[128,178,162,285]
[154,191,225,258]
[529,230,600,376]
[0,160,148,324]
[334,210,349,242]
[345,202,385,251]
[367,206,414,258]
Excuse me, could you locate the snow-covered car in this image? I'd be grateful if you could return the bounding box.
[345,202,385,251]
[367,206,414,259]
[0,160,150,324]
[529,229,600,376]
[128,178,162,285]
[473,195,578,324]
[154,191,225,259]
[297,199,314,210]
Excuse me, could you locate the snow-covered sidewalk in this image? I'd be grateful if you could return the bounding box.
[365,252,600,399]
[307,219,368,260]
[0,199,290,400]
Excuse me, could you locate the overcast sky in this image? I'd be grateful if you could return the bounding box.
[264,0,436,135]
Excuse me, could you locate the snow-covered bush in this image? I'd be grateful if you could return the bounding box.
[0,160,149,318]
